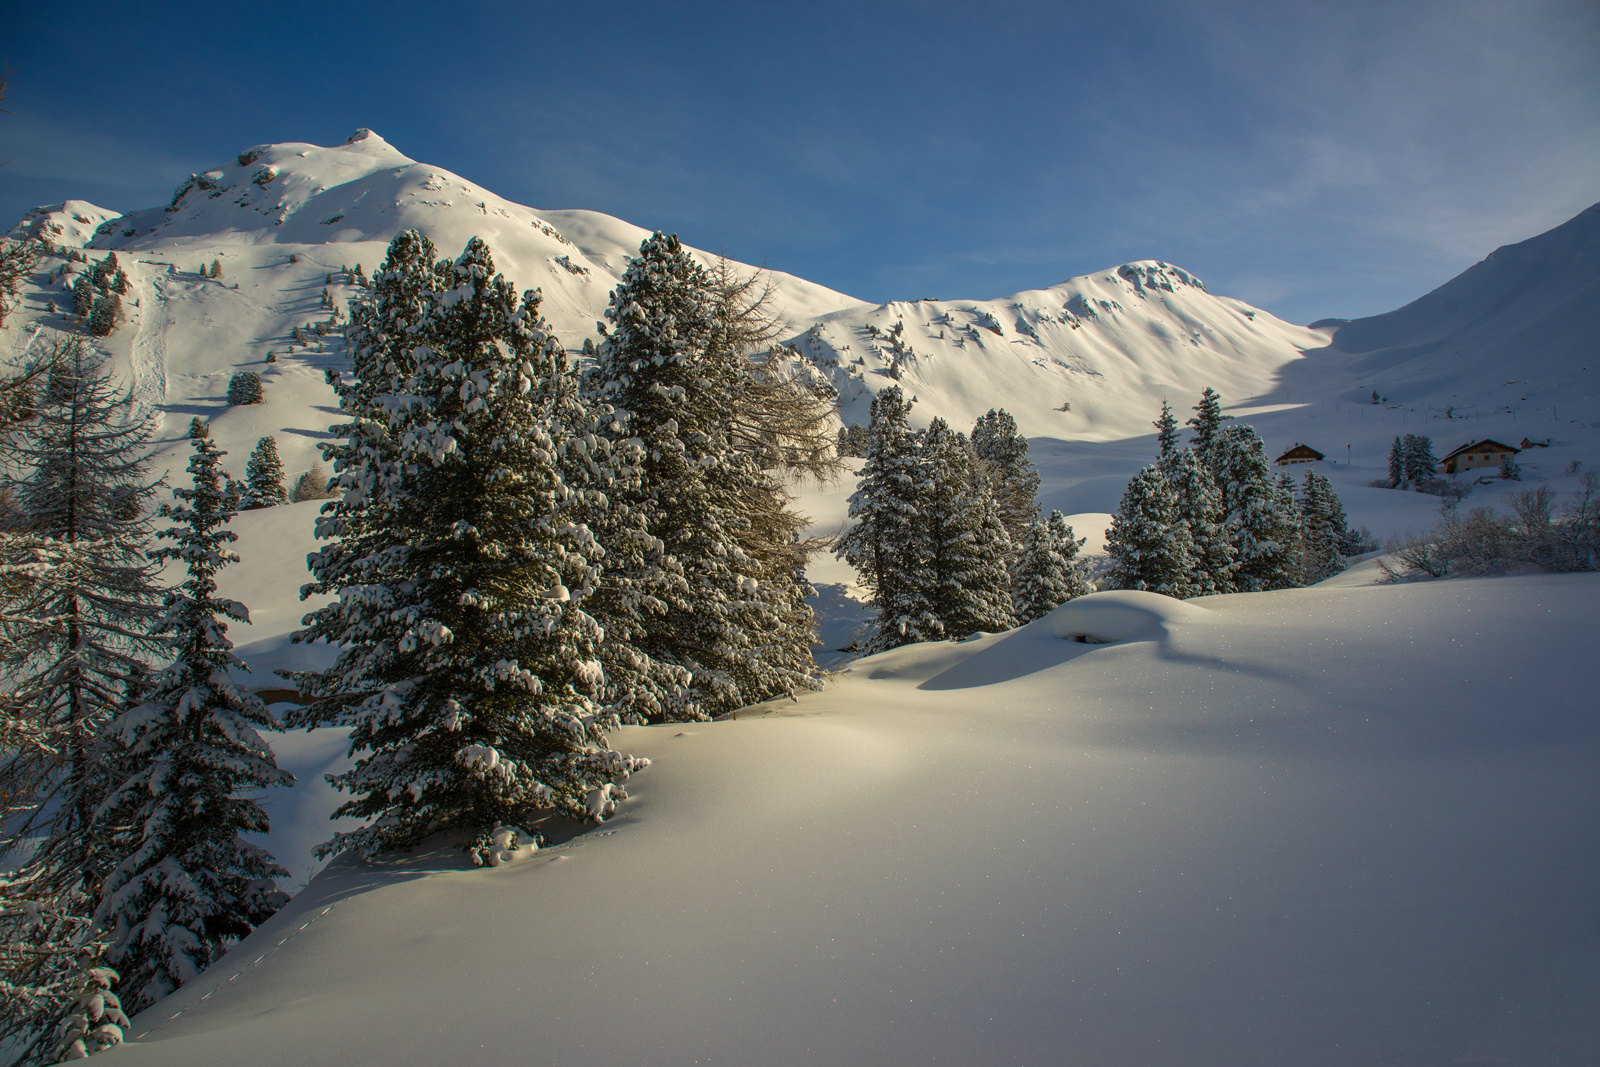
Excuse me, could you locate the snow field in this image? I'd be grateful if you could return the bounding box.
[111,570,1600,1065]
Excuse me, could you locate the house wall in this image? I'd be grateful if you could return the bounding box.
[1445,450,1516,473]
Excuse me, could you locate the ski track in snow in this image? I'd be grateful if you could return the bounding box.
[131,900,346,1041]
[129,264,170,415]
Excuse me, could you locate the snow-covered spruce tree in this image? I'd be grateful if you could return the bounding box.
[0,861,127,1066]
[301,230,449,637]
[1209,423,1302,591]
[94,422,293,1012]
[71,276,93,318]
[88,293,120,337]
[1153,400,1181,462]
[1296,468,1347,585]
[587,234,820,719]
[970,408,1040,545]
[1402,433,1437,485]
[242,435,286,508]
[1011,510,1090,623]
[836,386,938,653]
[1186,387,1231,461]
[1106,464,1194,596]
[921,418,1014,640]
[226,370,263,406]
[1164,446,1235,596]
[1387,435,1405,488]
[293,239,645,862]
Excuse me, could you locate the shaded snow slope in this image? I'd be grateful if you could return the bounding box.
[107,574,1600,1067]
[1289,201,1600,419]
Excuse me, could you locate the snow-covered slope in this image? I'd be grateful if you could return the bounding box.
[0,130,867,486]
[7,200,122,247]
[793,261,1331,440]
[105,564,1600,1066]
[1310,202,1600,413]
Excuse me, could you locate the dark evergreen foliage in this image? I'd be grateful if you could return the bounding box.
[969,408,1040,545]
[837,386,937,652]
[88,293,119,336]
[1106,465,1193,595]
[588,232,820,719]
[1154,399,1181,461]
[95,426,292,1011]
[1011,510,1090,623]
[1186,386,1230,459]
[293,236,648,862]
[226,371,263,406]
[243,436,286,508]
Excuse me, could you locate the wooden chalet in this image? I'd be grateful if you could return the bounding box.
[1274,443,1324,466]
[1520,437,1550,449]
[1440,438,1521,475]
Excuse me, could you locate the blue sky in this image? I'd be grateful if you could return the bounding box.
[4,0,1597,323]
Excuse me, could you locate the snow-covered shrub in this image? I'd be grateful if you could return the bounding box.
[227,371,263,406]
[1500,454,1522,480]
[1380,473,1600,579]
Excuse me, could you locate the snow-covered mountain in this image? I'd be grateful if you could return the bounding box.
[12,128,1591,494]
[1,130,1339,479]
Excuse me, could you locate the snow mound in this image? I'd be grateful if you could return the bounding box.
[1046,589,1211,644]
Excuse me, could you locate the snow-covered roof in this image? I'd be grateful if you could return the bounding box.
[1440,438,1521,461]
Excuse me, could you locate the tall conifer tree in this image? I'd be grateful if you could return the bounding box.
[1297,469,1348,584]
[242,435,286,509]
[970,408,1040,545]
[1011,510,1090,623]
[1165,447,1235,595]
[2,338,163,902]
[0,338,162,1063]
[836,386,935,653]
[589,233,819,718]
[1154,400,1181,461]
[1106,465,1194,596]
[95,423,293,1011]
[1186,387,1230,460]
[1210,425,1301,591]
[921,418,1014,640]
[294,239,646,862]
